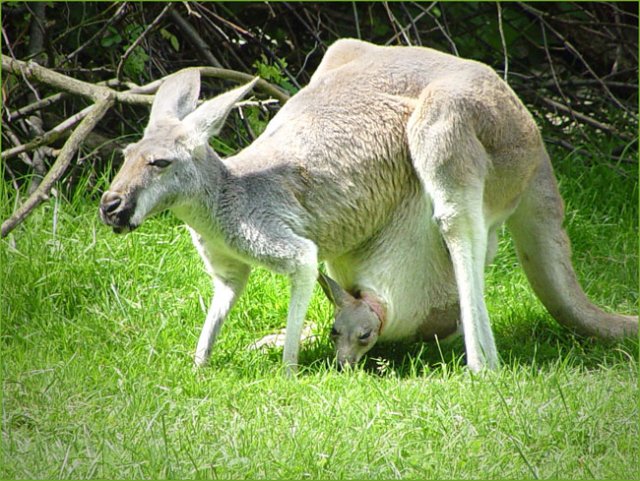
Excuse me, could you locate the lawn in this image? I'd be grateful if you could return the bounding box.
[1,147,638,479]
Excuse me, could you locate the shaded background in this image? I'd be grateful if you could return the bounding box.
[2,2,638,201]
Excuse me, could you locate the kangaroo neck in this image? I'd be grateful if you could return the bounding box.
[360,291,387,334]
[172,148,235,234]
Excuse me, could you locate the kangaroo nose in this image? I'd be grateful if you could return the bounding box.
[100,191,123,215]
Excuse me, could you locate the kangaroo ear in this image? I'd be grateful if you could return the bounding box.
[148,69,201,125]
[182,77,259,146]
[318,272,354,308]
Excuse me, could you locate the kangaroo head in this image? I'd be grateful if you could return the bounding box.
[100,69,258,233]
[318,272,384,369]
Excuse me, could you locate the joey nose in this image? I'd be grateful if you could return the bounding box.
[337,358,355,372]
[100,191,123,216]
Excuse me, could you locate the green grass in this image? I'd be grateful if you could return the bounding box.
[1,149,638,479]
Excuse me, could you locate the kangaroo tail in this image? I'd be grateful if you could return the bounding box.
[506,155,637,339]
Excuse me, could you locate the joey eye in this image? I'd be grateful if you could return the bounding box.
[358,330,372,342]
[148,158,172,168]
[330,327,339,337]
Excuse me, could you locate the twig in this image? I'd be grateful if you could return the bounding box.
[538,96,627,138]
[3,126,34,167]
[237,106,256,142]
[385,4,433,46]
[352,2,361,39]
[412,2,459,55]
[1,95,115,238]
[8,79,142,122]
[64,3,129,64]
[497,2,509,81]
[210,3,301,89]
[2,104,95,161]
[399,2,422,45]
[518,2,628,112]
[537,22,599,151]
[169,8,223,68]
[7,92,65,121]
[26,2,47,64]
[383,2,411,45]
[281,3,325,51]
[2,27,42,102]
[116,3,173,79]
[544,136,637,168]
[540,79,637,90]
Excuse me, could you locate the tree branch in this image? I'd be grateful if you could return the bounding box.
[169,7,223,68]
[116,3,173,79]
[1,95,115,238]
[2,55,155,105]
[129,66,290,104]
[2,103,98,160]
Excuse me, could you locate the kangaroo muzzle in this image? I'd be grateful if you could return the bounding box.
[99,190,138,233]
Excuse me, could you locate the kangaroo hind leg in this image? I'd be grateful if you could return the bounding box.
[408,87,498,371]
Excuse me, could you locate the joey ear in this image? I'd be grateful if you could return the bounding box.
[318,272,354,308]
[148,69,201,126]
[182,77,260,147]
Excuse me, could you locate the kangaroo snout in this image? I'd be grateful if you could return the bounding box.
[100,191,122,215]
[100,191,136,233]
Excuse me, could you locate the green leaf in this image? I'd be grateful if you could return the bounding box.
[160,28,180,52]
[101,27,122,48]
[123,46,149,79]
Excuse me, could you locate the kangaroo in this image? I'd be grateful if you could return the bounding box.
[100,39,637,373]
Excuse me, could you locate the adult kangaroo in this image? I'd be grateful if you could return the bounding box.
[100,39,637,373]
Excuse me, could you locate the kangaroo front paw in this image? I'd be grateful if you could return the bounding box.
[467,353,500,372]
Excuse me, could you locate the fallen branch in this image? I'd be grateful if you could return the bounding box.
[2,55,154,105]
[129,66,290,104]
[2,103,95,160]
[7,92,66,121]
[1,94,115,238]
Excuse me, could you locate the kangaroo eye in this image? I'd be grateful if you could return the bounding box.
[148,158,171,168]
[358,330,372,341]
[330,327,339,337]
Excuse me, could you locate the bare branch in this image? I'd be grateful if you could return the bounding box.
[7,92,66,121]
[3,126,35,168]
[496,2,509,81]
[1,95,115,238]
[64,3,130,64]
[169,7,223,68]
[2,55,155,105]
[116,3,174,79]
[2,104,96,161]
[539,96,628,138]
[129,67,290,104]
[519,2,629,112]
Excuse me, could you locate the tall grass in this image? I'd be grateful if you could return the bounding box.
[1,147,637,479]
